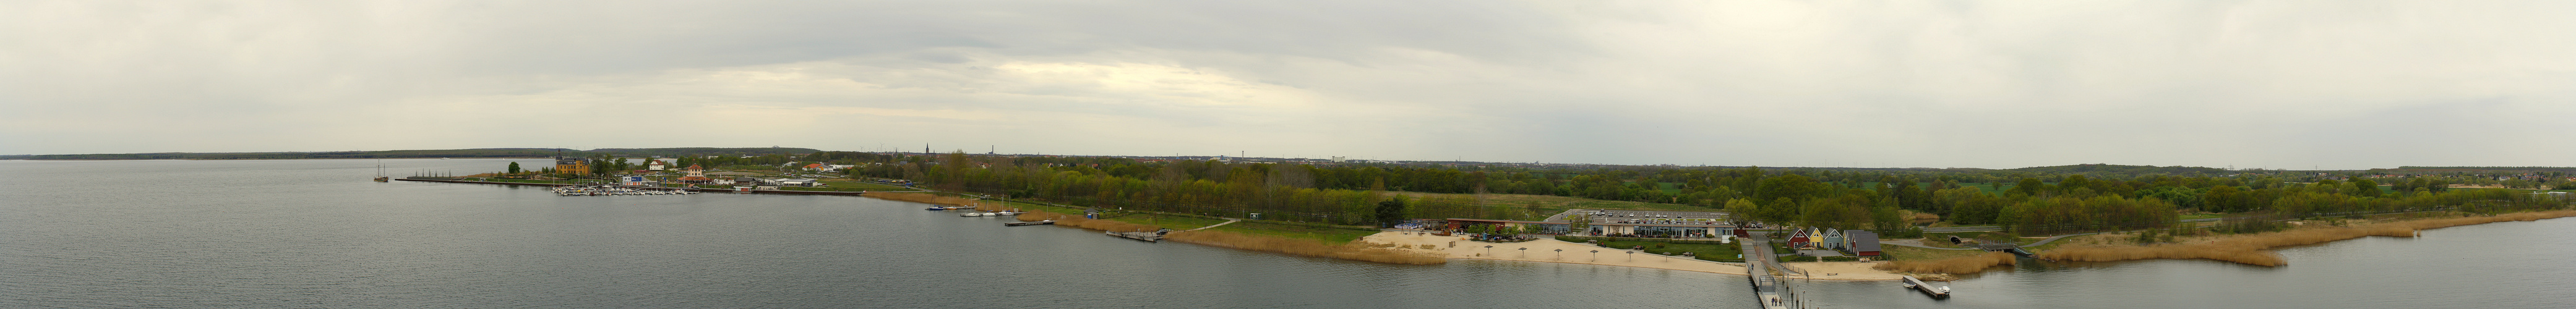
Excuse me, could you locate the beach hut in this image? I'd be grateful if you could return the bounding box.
[1788,228,1813,249]
[1821,229,1845,250]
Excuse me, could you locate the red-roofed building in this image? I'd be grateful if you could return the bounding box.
[677,164,711,183]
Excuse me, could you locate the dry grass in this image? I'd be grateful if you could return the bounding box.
[1164,230,1448,265]
[2039,210,2576,266]
[1873,252,2017,274]
[1904,210,1942,225]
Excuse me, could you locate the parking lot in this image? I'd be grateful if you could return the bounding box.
[1549,209,1734,226]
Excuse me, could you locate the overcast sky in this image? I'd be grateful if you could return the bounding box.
[4,1,2570,169]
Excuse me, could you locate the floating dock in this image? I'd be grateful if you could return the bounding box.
[1004,220,1055,226]
[1901,275,1951,298]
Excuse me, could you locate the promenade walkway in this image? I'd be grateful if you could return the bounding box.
[1187,219,1242,231]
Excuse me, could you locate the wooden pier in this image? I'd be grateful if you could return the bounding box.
[1743,235,1797,309]
[1900,275,1951,298]
[1005,220,1056,226]
[1108,229,1170,242]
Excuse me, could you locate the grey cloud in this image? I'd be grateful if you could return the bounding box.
[4,1,2572,169]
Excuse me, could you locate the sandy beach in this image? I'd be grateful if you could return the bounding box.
[1358,231,1906,281]
[1777,261,1907,281]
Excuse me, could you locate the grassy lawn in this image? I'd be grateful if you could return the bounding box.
[1882,245,1988,261]
[984,198,1377,245]
[1208,221,1380,244]
[1922,231,2021,245]
[820,180,913,191]
[1593,240,1743,261]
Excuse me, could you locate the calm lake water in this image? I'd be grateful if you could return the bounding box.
[4,159,2571,308]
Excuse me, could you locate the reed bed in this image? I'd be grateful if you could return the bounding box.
[2040,210,2576,266]
[1164,230,1448,265]
[1872,252,2017,274]
[867,193,979,206]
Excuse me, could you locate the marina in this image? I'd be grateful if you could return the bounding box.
[549,185,699,197]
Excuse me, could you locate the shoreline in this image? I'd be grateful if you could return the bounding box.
[1356,232,1910,281]
[1872,210,2576,277]
[2037,210,2576,266]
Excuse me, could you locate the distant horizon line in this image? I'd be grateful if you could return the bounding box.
[5,147,2569,172]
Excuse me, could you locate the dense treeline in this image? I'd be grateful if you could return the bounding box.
[846,154,2567,236]
[846,152,1539,226]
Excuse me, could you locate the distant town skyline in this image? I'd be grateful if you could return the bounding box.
[6,1,2572,170]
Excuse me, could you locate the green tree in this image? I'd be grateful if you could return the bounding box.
[1567,213,1590,234]
[1894,180,1929,211]
[1722,198,1759,225]
[1870,200,1905,236]
[1755,174,1823,202]
[1373,197,1410,228]
[2203,185,2245,213]
[2060,175,2091,195]
[2009,177,2046,197]
[507,162,522,174]
[2350,179,2381,198]
[1760,197,1801,225]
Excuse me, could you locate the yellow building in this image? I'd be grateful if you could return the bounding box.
[554,156,591,175]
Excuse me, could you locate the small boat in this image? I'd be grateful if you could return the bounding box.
[372,160,390,182]
[960,211,994,217]
[1004,220,1055,226]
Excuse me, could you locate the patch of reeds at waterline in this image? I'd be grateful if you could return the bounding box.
[1161,230,1448,265]
[2039,210,2576,266]
[1872,252,2017,274]
[866,192,979,206]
